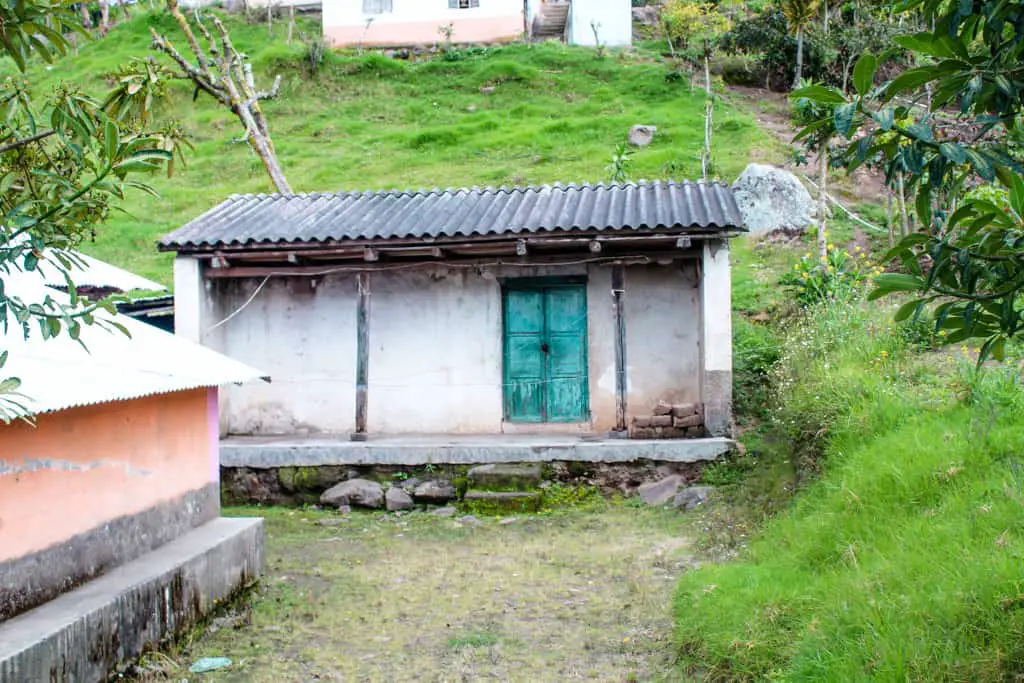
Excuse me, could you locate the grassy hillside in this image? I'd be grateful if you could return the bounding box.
[678,244,1024,679]
[13,12,768,284]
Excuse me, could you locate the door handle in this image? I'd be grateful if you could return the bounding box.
[541,343,550,353]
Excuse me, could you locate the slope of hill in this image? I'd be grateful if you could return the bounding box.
[13,12,768,284]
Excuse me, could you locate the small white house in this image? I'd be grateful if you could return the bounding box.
[163,181,742,453]
[323,0,632,48]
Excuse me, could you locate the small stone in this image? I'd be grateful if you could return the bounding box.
[386,487,415,511]
[432,506,458,517]
[651,415,673,427]
[466,104,478,112]
[320,479,384,509]
[670,486,716,510]
[633,415,652,428]
[316,517,347,527]
[457,515,483,526]
[413,479,456,504]
[400,477,421,492]
[671,402,698,418]
[627,124,657,147]
[498,517,520,525]
[480,86,496,94]
[652,401,673,416]
[673,414,703,429]
[638,475,685,506]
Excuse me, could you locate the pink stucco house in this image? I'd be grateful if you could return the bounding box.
[0,268,266,680]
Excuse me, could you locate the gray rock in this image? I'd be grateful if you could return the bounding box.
[498,517,520,525]
[320,478,384,509]
[637,475,685,506]
[400,477,421,492]
[457,515,483,526]
[432,506,458,517]
[732,163,816,234]
[671,486,716,511]
[413,479,456,503]
[628,124,657,147]
[386,487,416,511]
[480,86,496,95]
[316,517,348,527]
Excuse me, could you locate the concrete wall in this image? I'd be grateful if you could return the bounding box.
[0,388,220,622]
[190,260,704,436]
[323,0,525,46]
[568,0,632,47]
[700,240,734,436]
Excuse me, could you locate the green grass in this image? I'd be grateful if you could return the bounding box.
[12,12,768,285]
[677,290,1024,680]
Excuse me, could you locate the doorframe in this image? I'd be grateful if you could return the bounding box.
[500,276,591,425]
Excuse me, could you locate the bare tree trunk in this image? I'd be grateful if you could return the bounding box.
[80,3,93,29]
[897,171,909,237]
[121,0,132,21]
[886,186,895,247]
[99,0,110,34]
[823,0,829,34]
[702,52,712,181]
[287,5,295,45]
[817,144,829,261]
[267,2,273,36]
[793,28,804,89]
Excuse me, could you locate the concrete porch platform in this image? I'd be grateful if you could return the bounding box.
[0,517,264,682]
[221,434,735,467]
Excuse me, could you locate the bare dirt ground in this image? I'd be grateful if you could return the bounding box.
[137,505,696,682]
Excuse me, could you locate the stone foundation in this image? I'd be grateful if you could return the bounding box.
[630,401,706,440]
[222,460,712,507]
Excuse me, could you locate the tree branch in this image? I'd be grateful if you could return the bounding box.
[0,129,56,155]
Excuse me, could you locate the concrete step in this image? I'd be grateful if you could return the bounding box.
[463,491,542,514]
[0,517,264,682]
[467,463,543,490]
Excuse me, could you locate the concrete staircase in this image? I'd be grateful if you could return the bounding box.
[463,463,544,513]
[532,1,570,42]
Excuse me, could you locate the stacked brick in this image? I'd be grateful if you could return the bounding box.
[630,401,705,439]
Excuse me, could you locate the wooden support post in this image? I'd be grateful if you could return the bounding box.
[351,272,370,442]
[612,264,627,433]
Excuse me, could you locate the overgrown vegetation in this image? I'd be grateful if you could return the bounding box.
[1,11,767,284]
[679,231,1024,678]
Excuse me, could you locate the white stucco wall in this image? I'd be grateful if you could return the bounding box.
[568,0,632,47]
[323,0,525,46]
[190,260,704,436]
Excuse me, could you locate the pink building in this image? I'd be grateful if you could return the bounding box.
[0,272,266,680]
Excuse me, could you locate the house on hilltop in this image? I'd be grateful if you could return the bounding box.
[323,0,632,48]
[0,270,266,680]
[162,181,743,467]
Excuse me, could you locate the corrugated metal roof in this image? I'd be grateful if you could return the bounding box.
[2,273,266,418]
[42,249,168,292]
[160,181,745,251]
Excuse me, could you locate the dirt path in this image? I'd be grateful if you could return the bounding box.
[728,85,889,206]
[143,506,695,682]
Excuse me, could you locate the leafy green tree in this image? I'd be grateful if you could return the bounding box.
[0,0,181,418]
[794,0,1024,363]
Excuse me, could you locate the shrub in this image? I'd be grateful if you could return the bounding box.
[779,243,878,306]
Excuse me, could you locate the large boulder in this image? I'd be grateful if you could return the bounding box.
[320,478,384,509]
[732,164,816,234]
[385,486,416,511]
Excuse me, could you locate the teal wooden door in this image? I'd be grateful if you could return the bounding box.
[503,283,588,422]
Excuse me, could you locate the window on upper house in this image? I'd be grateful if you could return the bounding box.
[448,0,480,8]
[363,0,393,13]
